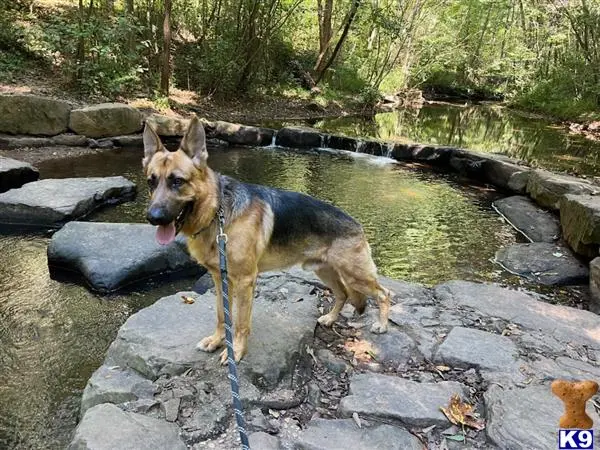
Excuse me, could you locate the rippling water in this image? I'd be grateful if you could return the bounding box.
[0,145,518,448]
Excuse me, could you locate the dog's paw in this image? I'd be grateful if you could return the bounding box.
[370,321,388,334]
[196,334,224,353]
[317,313,337,327]
[219,347,245,365]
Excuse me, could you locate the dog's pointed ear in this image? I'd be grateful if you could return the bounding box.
[180,116,208,169]
[142,122,164,168]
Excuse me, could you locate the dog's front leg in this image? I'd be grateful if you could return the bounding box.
[196,269,226,353]
[219,272,256,365]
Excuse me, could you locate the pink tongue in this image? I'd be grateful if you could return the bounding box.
[156,222,176,245]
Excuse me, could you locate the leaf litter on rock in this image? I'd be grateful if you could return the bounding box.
[181,295,195,304]
[440,393,485,431]
[343,337,377,363]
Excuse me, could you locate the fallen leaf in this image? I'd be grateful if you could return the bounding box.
[440,394,485,431]
[352,412,362,428]
[344,339,377,363]
[268,409,280,418]
[436,365,451,372]
[181,295,195,304]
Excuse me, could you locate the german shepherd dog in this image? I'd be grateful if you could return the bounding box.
[143,116,391,364]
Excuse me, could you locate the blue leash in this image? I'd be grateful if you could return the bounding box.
[217,207,250,450]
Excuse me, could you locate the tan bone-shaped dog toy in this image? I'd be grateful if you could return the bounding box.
[551,379,599,429]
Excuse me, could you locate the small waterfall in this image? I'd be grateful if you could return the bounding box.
[266,131,278,148]
[356,140,366,153]
[318,134,331,151]
[385,142,394,158]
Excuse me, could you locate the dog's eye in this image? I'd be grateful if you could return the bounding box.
[147,175,157,190]
[171,177,186,188]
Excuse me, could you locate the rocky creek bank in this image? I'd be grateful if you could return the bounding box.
[70,268,600,449]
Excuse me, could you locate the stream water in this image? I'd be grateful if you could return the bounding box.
[1,101,595,448]
[263,102,600,177]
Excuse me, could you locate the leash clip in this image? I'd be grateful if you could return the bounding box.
[216,205,228,244]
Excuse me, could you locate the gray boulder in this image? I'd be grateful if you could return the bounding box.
[68,403,186,450]
[0,177,136,227]
[0,94,71,135]
[339,373,467,427]
[80,365,156,417]
[146,113,190,136]
[560,194,600,256]
[69,103,143,138]
[527,169,598,210]
[0,156,39,193]
[494,242,588,285]
[295,418,422,450]
[47,222,202,292]
[590,257,600,312]
[204,120,275,146]
[327,134,359,151]
[493,196,559,242]
[275,127,324,148]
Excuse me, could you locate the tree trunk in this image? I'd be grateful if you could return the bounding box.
[315,0,362,84]
[126,0,134,14]
[314,0,334,72]
[160,0,172,96]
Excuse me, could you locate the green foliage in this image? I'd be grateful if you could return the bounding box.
[2,0,599,120]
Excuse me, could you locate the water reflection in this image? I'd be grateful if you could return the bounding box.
[271,103,600,176]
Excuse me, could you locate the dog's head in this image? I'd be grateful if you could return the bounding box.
[142,116,213,245]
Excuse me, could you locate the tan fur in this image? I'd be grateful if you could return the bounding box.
[144,117,391,364]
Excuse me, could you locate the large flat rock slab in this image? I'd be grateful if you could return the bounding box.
[80,272,321,444]
[434,326,518,371]
[493,195,559,242]
[527,169,598,210]
[47,222,202,292]
[69,103,143,138]
[0,177,136,227]
[68,403,186,450]
[494,242,588,286]
[0,94,71,135]
[435,281,600,349]
[0,156,39,193]
[295,418,422,450]
[105,272,319,385]
[485,384,600,450]
[339,373,467,427]
[560,194,600,256]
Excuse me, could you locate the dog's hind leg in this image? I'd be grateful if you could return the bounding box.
[342,274,391,334]
[347,289,367,315]
[315,266,348,327]
[331,237,391,334]
[196,269,226,353]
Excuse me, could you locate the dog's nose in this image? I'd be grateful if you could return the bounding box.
[146,206,171,226]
